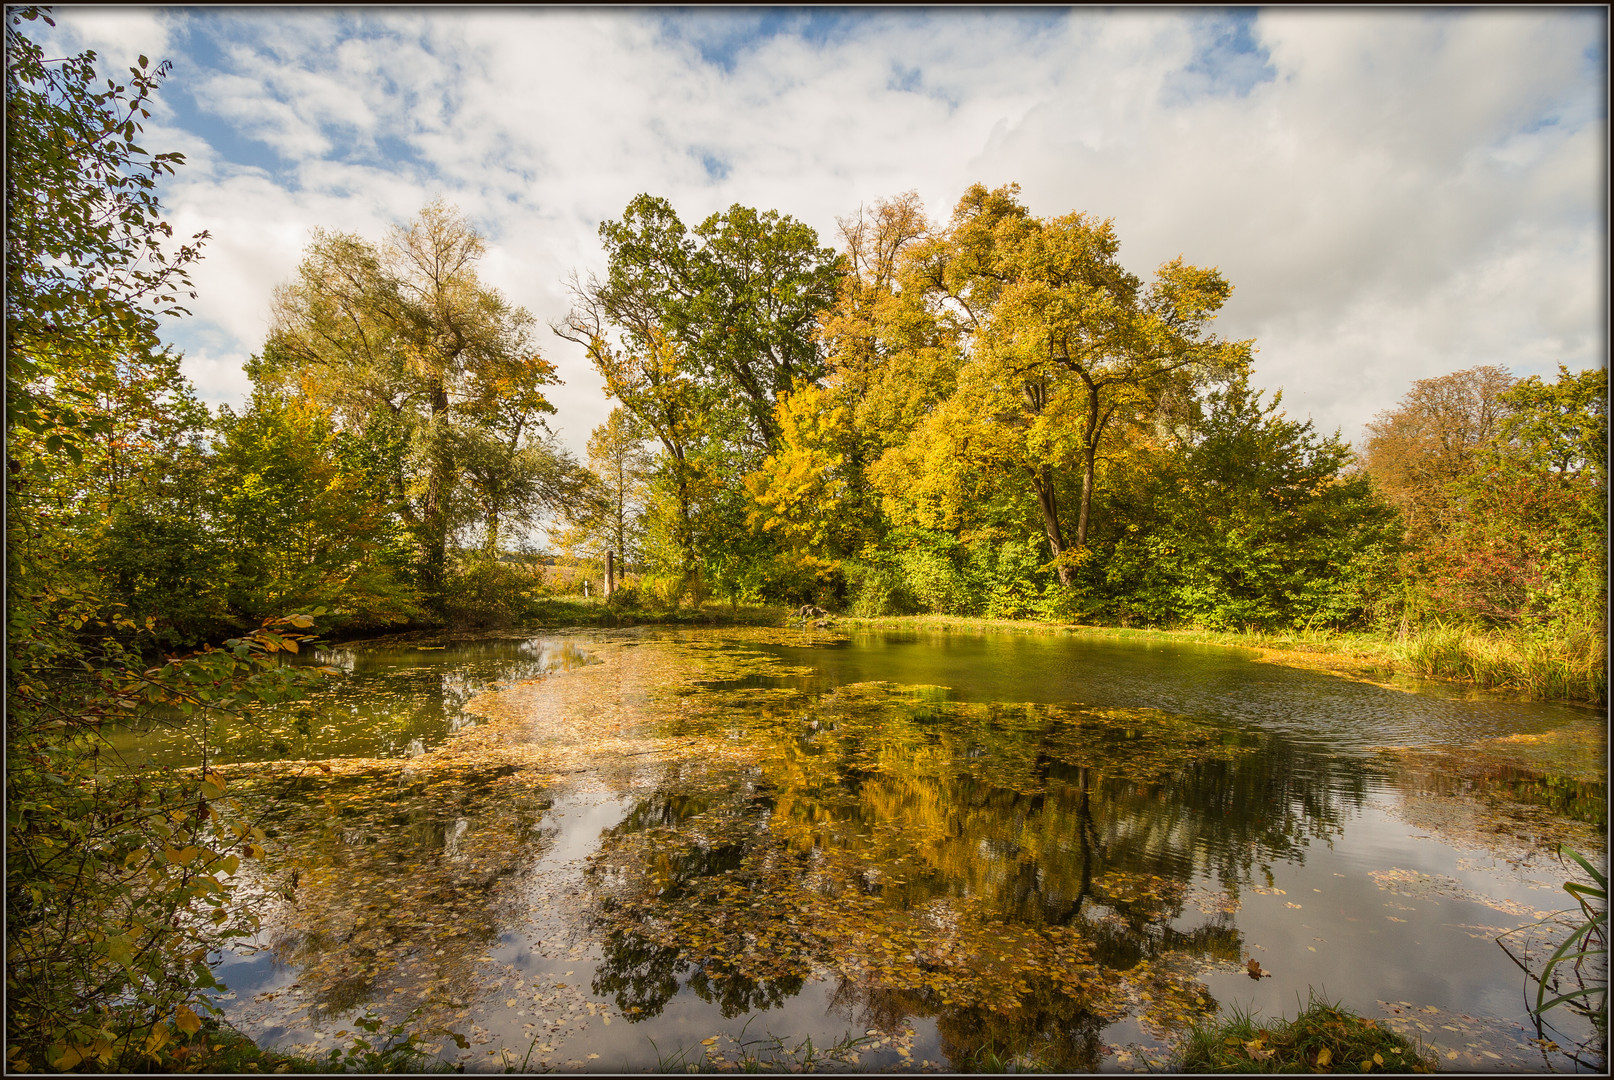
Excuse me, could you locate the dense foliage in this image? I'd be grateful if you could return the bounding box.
[5,8,330,1069]
[1360,365,1606,636]
[558,186,1601,655]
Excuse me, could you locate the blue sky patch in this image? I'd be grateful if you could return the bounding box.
[696,150,731,182]
[658,8,853,72]
[1163,9,1277,105]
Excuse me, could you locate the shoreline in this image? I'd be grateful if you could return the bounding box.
[829,614,1607,708]
[315,604,1605,709]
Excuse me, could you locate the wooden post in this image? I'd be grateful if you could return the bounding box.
[605,550,615,598]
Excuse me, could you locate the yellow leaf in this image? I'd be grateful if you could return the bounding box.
[174,1005,201,1035]
[1316,1046,1332,1068]
[283,638,299,653]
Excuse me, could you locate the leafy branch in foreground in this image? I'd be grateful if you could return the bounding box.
[6,607,332,1071]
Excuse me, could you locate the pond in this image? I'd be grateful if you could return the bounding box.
[135,626,1606,1072]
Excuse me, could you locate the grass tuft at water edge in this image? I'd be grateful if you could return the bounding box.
[1174,994,1435,1073]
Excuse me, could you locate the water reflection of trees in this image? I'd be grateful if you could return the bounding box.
[239,763,554,1028]
[171,640,601,764]
[1387,752,1606,829]
[586,683,1373,1065]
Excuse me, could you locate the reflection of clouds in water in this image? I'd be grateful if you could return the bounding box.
[311,648,356,672]
[444,817,470,859]
[520,637,593,669]
[182,636,609,761]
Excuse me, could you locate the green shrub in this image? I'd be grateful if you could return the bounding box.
[844,558,918,617]
[440,555,549,627]
[893,530,974,615]
[962,534,1046,619]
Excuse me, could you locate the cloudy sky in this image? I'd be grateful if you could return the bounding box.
[34,6,1608,458]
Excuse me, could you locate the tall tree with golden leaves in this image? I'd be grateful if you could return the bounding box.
[874,184,1251,585]
[263,201,560,605]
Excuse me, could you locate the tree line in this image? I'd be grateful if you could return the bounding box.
[9,32,1607,648]
[227,187,1603,645]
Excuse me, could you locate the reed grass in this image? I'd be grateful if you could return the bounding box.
[1387,620,1606,704]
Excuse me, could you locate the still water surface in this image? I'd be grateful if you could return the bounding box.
[125,627,1604,1072]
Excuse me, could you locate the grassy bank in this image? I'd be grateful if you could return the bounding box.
[1174,997,1435,1073]
[835,614,1607,706]
[341,598,1605,706]
[327,597,791,644]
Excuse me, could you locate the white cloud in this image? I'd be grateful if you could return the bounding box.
[32,6,174,72]
[21,8,1601,459]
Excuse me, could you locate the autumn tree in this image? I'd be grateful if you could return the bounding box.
[556,286,710,591]
[454,427,588,561]
[557,407,652,570]
[209,388,421,629]
[683,204,842,451]
[807,192,957,552]
[1408,365,1607,627]
[262,202,561,606]
[556,194,839,601]
[1358,364,1517,541]
[744,382,855,558]
[873,184,1250,586]
[6,8,327,1068]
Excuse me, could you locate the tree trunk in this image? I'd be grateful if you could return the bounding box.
[419,389,454,606]
[482,509,500,561]
[1076,443,1097,549]
[663,437,699,603]
[1031,466,1073,586]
